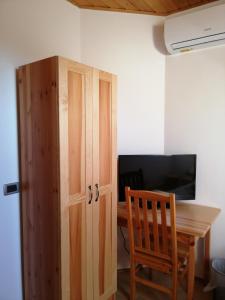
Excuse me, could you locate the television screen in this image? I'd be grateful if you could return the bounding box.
[118,154,196,201]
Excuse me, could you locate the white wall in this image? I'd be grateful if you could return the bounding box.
[81,10,166,155]
[165,46,225,259]
[0,1,80,299]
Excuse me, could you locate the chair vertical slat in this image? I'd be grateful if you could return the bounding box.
[143,198,151,250]
[161,201,169,254]
[152,200,159,252]
[125,187,136,300]
[134,196,142,248]
[169,194,177,267]
[125,187,135,257]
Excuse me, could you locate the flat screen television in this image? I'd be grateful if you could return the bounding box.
[118,154,196,201]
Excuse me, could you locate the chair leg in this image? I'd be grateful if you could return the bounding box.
[187,245,195,300]
[172,268,177,300]
[130,263,136,300]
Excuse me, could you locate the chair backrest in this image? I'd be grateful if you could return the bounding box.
[125,187,177,266]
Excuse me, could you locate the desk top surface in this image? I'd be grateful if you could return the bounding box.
[117,202,221,238]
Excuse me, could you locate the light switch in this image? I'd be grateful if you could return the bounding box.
[3,182,19,195]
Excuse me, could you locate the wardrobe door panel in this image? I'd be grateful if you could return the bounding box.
[93,71,117,300]
[99,194,113,295]
[68,71,85,196]
[99,79,111,186]
[59,58,93,300]
[69,202,86,300]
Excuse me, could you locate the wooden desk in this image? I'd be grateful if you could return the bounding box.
[118,202,221,282]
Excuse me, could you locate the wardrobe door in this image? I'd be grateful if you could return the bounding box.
[58,58,94,300]
[92,70,117,300]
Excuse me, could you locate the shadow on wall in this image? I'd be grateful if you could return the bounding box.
[152,23,168,55]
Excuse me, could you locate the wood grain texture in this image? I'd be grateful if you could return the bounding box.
[67,0,216,16]
[187,237,195,300]
[99,79,111,187]
[69,204,82,300]
[58,57,94,300]
[111,74,118,299]
[68,71,83,195]
[18,57,61,300]
[58,57,70,300]
[203,229,211,283]
[92,67,101,300]
[99,195,107,295]
[92,70,117,300]
[104,193,113,293]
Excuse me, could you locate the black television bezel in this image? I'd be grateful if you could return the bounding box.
[118,154,197,201]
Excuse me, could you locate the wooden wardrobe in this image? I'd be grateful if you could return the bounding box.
[17,56,117,300]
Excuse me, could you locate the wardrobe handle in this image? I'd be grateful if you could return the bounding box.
[95,184,99,202]
[88,185,93,204]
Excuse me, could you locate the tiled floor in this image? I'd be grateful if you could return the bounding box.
[117,269,213,300]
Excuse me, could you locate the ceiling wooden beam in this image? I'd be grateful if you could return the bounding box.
[67,0,218,16]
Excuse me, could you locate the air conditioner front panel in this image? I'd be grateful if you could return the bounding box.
[171,32,225,51]
[164,2,225,54]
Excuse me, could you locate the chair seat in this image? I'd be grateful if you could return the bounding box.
[134,251,172,274]
[134,240,189,275]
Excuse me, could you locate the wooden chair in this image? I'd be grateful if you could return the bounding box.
[125,187,195,300]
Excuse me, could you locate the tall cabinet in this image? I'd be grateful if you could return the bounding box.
[17,56,117,300]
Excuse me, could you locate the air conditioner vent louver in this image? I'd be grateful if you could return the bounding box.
[164,2,225,54]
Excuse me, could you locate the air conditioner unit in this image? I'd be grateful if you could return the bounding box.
[164,2,225,54]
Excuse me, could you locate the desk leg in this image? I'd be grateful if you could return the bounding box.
[187,239,195,300]
[204,229,211,283]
